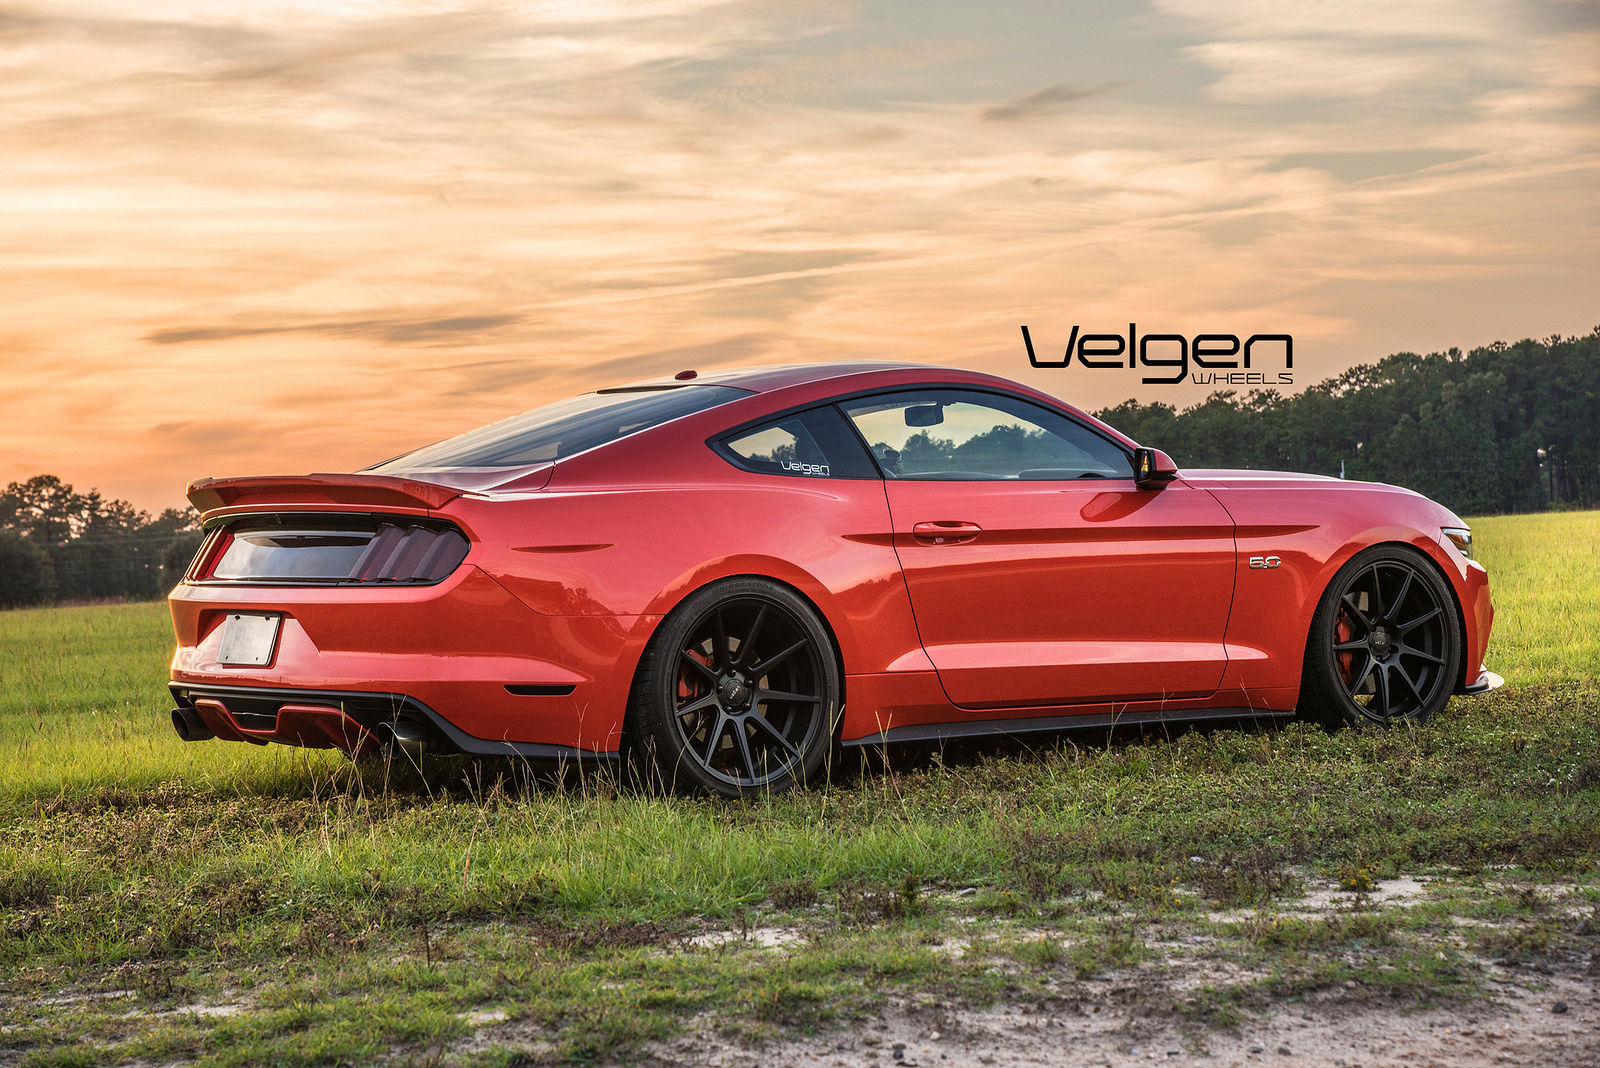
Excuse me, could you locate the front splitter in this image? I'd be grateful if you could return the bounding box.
[1457,668,1505,696]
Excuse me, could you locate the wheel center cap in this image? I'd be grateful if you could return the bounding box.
[718,676,751,708]
[1370,626,1393,657]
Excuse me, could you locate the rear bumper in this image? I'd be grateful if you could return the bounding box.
[169,682,617,761]
[167,565,656,752]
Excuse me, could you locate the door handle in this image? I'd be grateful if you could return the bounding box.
[912,521,983,544]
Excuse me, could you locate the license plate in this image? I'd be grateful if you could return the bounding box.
[217,613,282,666]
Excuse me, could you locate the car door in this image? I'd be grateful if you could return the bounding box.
[838,388,1236,710]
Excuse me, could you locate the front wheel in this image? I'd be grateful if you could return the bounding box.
[629,578,841,797]
[1300,546,1461,728]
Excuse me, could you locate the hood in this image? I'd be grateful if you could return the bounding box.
[1179,468,1344,483]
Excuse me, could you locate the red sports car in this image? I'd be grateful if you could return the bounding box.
[168,362,1498,796]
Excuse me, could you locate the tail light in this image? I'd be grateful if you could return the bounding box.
[192,515,470,586]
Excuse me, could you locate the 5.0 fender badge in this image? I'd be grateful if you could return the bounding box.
[1248,555,1282,569]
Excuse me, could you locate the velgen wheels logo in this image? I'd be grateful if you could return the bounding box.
[1021,324,1293,387]
[778,459,831,476]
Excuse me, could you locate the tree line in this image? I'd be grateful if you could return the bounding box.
[0,476,203,609]
[1,330,1594,609]
[1094,330,1599,515]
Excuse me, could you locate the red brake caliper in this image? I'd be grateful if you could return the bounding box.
[1335,612,1355,683]
[679,648,714,700]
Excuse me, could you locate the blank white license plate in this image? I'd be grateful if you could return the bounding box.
[217,612,282,666]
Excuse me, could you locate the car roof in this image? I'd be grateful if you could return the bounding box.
[603,360,1107,398]
[598,361,1140,451]
[603,361,946,394]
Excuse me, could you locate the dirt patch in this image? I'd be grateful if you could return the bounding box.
[1295,876,1434,913]
[687,925,808,949]
[138,1000,247,1020]
[524,918,678,953]
[645,965,1600,1068]
[450,1014,556,1059]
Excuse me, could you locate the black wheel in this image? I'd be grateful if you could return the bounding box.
[629,578,841,797]
[1301,546,1461,728]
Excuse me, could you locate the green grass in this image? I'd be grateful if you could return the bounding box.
[0,601,340,797]
[2,512,1598,1065]
[1468,511,1600,685]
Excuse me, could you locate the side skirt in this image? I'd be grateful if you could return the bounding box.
[840,705,1296,747]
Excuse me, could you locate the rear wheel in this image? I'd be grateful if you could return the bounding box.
[629,578,841,797]
[1301,546,1461,728]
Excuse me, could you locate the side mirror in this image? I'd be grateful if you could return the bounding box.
[1132,447,1179,488]
[904,404,944,428]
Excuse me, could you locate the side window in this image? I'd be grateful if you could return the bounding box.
[838,389,1130,480]
[716,405,877,479]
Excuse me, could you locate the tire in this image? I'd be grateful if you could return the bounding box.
[629,578,842,797]
[1300,545,1462,728]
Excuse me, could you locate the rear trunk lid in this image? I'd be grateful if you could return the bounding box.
[183,473,506,587]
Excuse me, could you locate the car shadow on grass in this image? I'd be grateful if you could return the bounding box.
[367,708,1307,802]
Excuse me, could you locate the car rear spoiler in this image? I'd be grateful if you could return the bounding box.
[186,474,464,516]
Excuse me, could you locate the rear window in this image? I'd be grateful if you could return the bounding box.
[368,385,746,470]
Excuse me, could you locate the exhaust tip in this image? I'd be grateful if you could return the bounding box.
[374,719,428,759]
[171,706,215,742]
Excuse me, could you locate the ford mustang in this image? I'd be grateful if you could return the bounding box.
[167,362,1498,796]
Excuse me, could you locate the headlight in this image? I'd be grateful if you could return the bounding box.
[1442,527,1473,560]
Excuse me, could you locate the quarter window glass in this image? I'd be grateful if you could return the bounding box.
[718,406,877,479]
[839,390,1129,480]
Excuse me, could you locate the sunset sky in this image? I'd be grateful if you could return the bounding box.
[3,0,1596,514]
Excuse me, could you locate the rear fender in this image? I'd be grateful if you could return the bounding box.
[639,556,864,677]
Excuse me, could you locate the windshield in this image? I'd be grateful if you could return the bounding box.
[368,385,747,470]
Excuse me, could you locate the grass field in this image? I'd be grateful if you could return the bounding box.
[1,512,1597,1066]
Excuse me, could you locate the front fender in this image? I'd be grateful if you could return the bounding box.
[1209,482,1491,696]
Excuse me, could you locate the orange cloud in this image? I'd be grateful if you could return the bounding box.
[0,0,1595,513]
